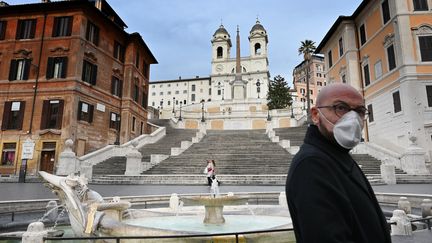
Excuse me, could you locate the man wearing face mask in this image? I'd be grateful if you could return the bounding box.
[285,84,391,243]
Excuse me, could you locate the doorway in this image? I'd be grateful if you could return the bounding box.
[40,142,56,173]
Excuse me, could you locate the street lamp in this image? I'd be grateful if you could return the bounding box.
[172,97,175,113]
[201,99,205,122]
[256,80,261,98]
[305,58,311,123]
[179,101,183,121]
[114,115,120,145]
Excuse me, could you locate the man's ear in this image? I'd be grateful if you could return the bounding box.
[310,107,319,125]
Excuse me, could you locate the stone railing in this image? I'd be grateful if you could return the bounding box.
[56,124,166,180]
[352,142,402,169]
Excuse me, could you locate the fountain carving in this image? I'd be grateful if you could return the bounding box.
[39,171,293,242]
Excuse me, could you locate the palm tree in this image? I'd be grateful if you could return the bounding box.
[298,40,316,122]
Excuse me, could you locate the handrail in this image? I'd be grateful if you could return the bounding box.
[42,228,293,242]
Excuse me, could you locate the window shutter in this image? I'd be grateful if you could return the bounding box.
[88,104,94,123]
[91,65,97,85]
[119,80,123,98]
[393,91,401,113]
[81,61,86,82]
[16,20,22,39]
[46,57,54,79]
[52,17,59,37]
[0,21,7,40]
[94,26,99,45]
[77,101,82,120]
[40,100,50,129]
[23,59,31,80]
[1,101,12,130]
[56,100,64,129]
[17,101,25,130]
[66,17,73,36]
[8,59,17,81]
[61,57,68,78]
[111,76,115,94]
[30,19,36,39]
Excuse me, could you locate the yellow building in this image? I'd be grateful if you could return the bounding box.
[316,0,432,162]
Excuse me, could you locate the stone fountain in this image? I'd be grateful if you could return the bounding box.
[38,171,293,242]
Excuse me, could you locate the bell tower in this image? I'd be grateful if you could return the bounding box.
[249,19,268,57]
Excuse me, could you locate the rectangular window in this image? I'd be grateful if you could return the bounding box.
[175,90,179,95]
[387,44,396,71]
[363,64,370,86]
[0,20,7,40]
[1,101,25,130]
[8,59,31,81]
[393,91,402,113]
[168,91,171,95]
[40,100,64,129]
[192,84,196,92]
[209,88,211,95]
[328,50,333,67]
[168,100,171,106]
[140,121,144,135]
[132,116,136,131]
[52,16,72,37]
[111,76,123,97]
[109,112,120,130]
[413,0,429,11]
[183,90,187,94]
[191,93,196,102]
[113,41,125,62]
[419,36,432,62]
[1,143,16,166]
[367,104,374,122]
[374,61,383,79]
[142,92,147,108]
[82,60,97,85]
[142,63,149,78]
[426,85,432,107]
[86,21,99,45]
[133,84,139,102]
[46,57,68,79]
[359,24,366,45]
[16,19,36,39]
[135,52,140,69]
[77,101,93,123]
[382,0,391,24]
[339,37,344,57]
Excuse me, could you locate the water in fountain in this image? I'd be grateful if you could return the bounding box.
[38,204,65,222]
[175,201,184,217]
[246,202,256,217]
[210,178,220,198]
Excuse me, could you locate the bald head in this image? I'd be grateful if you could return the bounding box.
[316,83,363,107]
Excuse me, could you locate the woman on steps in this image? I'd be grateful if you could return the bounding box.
[204,160,215,186]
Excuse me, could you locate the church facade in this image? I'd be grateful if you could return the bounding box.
[149,20,270,116]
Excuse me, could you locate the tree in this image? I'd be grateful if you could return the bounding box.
[298,39,316,121]
[267,75,292,110]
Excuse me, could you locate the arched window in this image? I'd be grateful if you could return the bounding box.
[217,47,223,58]
[254,43,262,55]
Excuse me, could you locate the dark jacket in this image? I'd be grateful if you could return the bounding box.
[286,125,391,243]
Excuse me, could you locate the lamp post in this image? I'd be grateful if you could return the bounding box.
[305,57,311,123]
[114,115,120,145]
[179,101,182,121]
[172,97,175,113]
[256,80,261,98]
[201,99,205,122]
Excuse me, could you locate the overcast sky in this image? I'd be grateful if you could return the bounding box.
[9,0,362,85]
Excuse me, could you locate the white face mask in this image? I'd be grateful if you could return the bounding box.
[319,110,364,149]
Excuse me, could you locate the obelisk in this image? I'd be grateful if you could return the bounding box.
[232,26,246,100]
